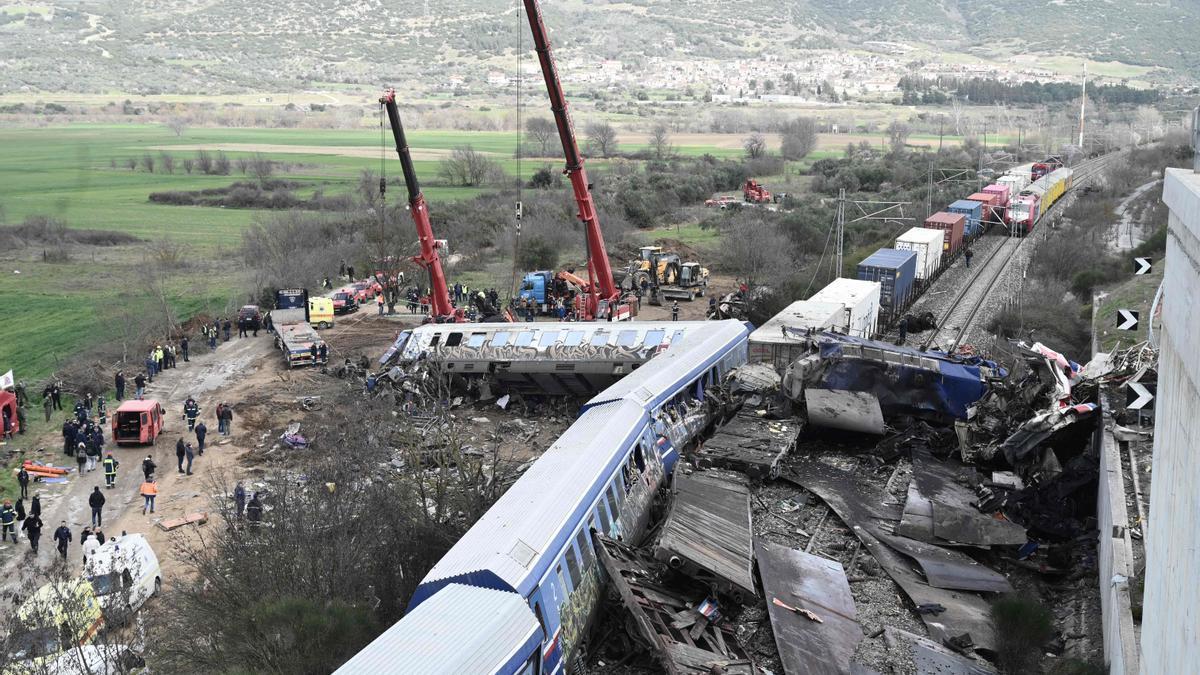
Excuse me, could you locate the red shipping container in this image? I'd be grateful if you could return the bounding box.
[968,192,1001,227]
[922,211,966,252]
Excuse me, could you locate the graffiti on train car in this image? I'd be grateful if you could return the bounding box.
[557,565,603,667]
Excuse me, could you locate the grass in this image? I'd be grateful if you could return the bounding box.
[1094,263,1163,353]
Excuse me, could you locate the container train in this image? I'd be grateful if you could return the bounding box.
[338,320,752,675]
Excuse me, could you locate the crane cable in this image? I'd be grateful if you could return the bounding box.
[510,0,524,301]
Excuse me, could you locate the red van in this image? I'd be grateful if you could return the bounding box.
[112,399,166,446]
[0,391,19,436]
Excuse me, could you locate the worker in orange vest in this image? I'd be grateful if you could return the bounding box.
[140,478,159,515]
[376,292,385,316]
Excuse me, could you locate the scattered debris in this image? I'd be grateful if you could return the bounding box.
[655,471,757,604]
[157,512,209,531]
[755,539,862,675]
[693,410,800,480]
[804,389,886,435]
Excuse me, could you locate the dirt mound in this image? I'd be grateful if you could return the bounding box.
[650,237,704,260]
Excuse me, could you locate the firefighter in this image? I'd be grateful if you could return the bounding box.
[102,452,119,488]
[17,466,29,500]
[183,396,200,432]
[0,500,16,544]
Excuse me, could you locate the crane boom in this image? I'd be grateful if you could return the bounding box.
[380,89,458,321]
[522,0,619,319]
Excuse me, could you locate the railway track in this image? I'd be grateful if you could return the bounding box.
[920,152,1120,351]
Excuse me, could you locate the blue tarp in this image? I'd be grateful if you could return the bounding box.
[811,332,1005,421]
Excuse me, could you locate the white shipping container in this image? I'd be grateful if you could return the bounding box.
[809,278,881,339]
[895,227,944,280]
[750,300,844,370]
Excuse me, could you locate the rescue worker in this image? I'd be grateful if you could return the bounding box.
[234,482,246,519]
[97,397,107,426]
[21,513,42,553]
[50,382,62,410]
[181,336,190,362]
[17,466,29,500]
[223,318,232,341]
[155,345,165,372]
[75,443,88,475]
[964,248,974,268]
[175,438,186,474]
[898,316,909,344]
[184,442,195,475]
[42,392,52,423]
[671,301,680,321]
[0,500,16,544]
[82,531,100,564]
[14,380,27,407]
[219,402,233,436]
[16,404,26,435]
[134,372,146,400]
[140,478,158,514]
[195,420,207,455]
[142,454,156,481]
[238,317,248,338]
[183,396,200,432]
[53,521,71,559]
[30,494,40,519]
[85,438,100,472]
[317,343,328,363]
[114,371,126,401]
[309,343,318,363]
[88,486,105,527]
[246,493,263,526]
[376,292,385,316]
[102,452,118,488]
[208,324,218,350]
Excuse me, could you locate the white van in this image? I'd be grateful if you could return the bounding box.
[83,534,162,623]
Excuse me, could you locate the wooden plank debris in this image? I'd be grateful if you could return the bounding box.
[594,534,758,675]
[655,471,757,604]
[157,512,209,531]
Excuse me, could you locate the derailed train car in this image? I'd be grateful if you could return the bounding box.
[339,320,752,675]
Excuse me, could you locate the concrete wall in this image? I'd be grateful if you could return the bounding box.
[1141,168,1200,674]
[1096,395,1139,674]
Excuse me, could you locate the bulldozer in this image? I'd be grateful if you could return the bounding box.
[630,246,708,305]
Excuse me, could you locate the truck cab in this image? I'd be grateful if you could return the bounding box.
[112,400,165,446]
[518,271,554,307]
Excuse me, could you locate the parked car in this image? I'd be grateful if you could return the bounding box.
[111,400,165,446]
[237,304,262,331]
[332,290,359,315]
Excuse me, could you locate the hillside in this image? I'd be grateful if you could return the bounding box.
[0,0,1193,95]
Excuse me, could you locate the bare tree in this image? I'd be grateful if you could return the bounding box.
[585,121,619,158]
[125,157,137,171]
[780,116,817,160]
[195,150,213,174]
[158,152,176,175]
[214,151,231,175]
[716,215,792,288]
[438,145,500,187]
[649,123,674,160]
[235,157,250,175]
[525,116,557,156]
[182,158,195,174]
[141,154,155,173]
[886,120,911,151]
[951,96,965,135]
[250,153,273,184]
[167,116,189,137]
[743,133,767,159]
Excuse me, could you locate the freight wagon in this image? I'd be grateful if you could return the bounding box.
[922,211,966,253]
[982,184,1011,221]
[808,278,882,339]
[948,199,984,237]
[967,191,1002,229]
[895,227,944,280]
[1007,168,1074,235]
[749,300,844,371]
[997,163,1034,195]
[856,248,917,314]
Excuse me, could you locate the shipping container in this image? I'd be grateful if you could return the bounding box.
[749,300,844,371]
[856,248,918,313]
[922,211,966,253]
[948,199,984,236]
[982,183,1010,209]
[809,278,881,339]
[895,227,944,280]
[967,192,1001,229]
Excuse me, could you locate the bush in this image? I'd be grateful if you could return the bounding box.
[991,594,1055,673]
[518,236,558,271]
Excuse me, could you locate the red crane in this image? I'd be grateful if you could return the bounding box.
[523,0,626,321]
[380,89,462,323]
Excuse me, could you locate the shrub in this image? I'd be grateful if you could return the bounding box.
[990,594,1055,673]
[518,236,558,271]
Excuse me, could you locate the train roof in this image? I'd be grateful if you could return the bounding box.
[414,399,648,603]
[335,583,541,675]
[392,320,712,361]
[1021,167,1074,197]
[583,319,751,411]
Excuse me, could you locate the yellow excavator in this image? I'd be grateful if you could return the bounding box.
[630,246,708,304]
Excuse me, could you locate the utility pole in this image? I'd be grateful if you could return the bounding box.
[835,192,914,280]
[836,188,846,279]
[1078,63,1087,148]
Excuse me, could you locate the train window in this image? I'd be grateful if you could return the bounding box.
[634,444,646,472]
[565,546,582,589]
[610,480,625,507]
[556,564,570,595]
[597,500,612,534]
[444,332,462,347]
[514,331,535,347]
[533,602,546,631]
[539,331,560,347]
[576,530,595,569]
[490,332,511,347]
[590,332,609,347]
[645,329,665,346]
[467,333,487,347]
[671,330,685,344]
[564,330,584,346]
[429,334,442,348]
[616,330,637,347]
